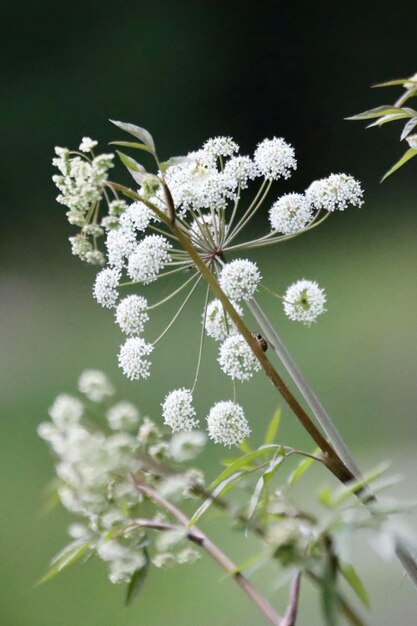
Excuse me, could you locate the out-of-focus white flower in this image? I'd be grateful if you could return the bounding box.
[168,431,207,462]
[48,394,83,428]
[79,137,98,152]
[78,370,115,401]
[106,401,140,431]
[306,174,364,212]
[93,267,121,308]
[406,134,417,149]
[162,388,198,432]
[283,279,326,325]
[206,401,250,446]
[254,137,297,180]
[115,295,149,336]
[269,193,313,234]
[218,334,261,381]
[219,259,261,302]
[118,337,154,380]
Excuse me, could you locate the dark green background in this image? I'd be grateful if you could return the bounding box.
[1,2,417,624]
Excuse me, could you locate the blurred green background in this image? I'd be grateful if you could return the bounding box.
[1,1,417,624]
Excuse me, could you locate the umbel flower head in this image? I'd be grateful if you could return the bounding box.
[283,280,326,326]
[53,129,364,445]
[207,401,250,446]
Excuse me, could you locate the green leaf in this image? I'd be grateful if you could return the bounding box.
[401,117,417,140]
[264,408,281,445]
[346,106,406,121]
[247,453,285,520]
[189,472,243,527]
[125,550,149,605]
[371,78,410,88]
[288,448,320,486]
[238,439,251,454]
[109,120,156,153]
[110,140,155,155]
[339,563,370,608]
[209,445,279,490]
[319,486,333,508]
[331,463,389,506]
[321,562,340,626]
[381,148,417,181]
[366,112,413,128]
[159,156,190,173]
[39,540,91,584]
[116,151,147,185]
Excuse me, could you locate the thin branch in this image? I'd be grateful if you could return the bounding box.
[132,478,284,626]
[282,573,302,626]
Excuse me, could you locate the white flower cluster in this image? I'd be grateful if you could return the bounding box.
[254,137,297,180]
[38,371,207,586]
[218,334,262,381]
[283,279,326,325]
[207,401,250,447]
[127,235,172,284]
[115,295,149,335]
[306,174,364,212]
[162,388,199,432]
[219,259,261,302]
[204,299,243,341]
[118,337,154,380]
[52,143,114,265]
[269,192,313,235]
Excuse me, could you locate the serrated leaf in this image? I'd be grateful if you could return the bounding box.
[346,106,405,121]
[189,471,243,527]
[381,148,417,181]
[264,409,281,445]
[340,563,369,608]
[125,550,149,605]
[39,540,91,584]
[288,451,318,486]
[209,445,279,490]
[110,140,155,155]
[371,78,410,88]
[401,117,417,140]
[110,120,155,153]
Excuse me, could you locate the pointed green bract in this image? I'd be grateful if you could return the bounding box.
[125,551,149,606]
[340,563,370,608]
[381,148,417,181]
[110,140,155,155]
[110,120,156,153]
[264,408,281,444]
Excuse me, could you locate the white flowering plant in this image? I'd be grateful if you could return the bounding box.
[40,121,417,625]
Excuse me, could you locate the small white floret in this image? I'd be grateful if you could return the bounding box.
[254,137,297,180]
[204,299,243,341]
[283,279,326,326]
[118,337,154,380]
[79,137,98,152]
[127,235,172,284]
[218,334,261,381]
[48,394,83,427]
[219,259,261,302]
[115,295,149,336]
[206,401,250,447]
[306,174,364,212]
[269,193,313,234]
[162,388,198,432]
[93,267,121,308]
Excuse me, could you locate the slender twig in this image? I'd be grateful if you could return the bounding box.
[132,478,284,626]
[282,573,302,626]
